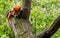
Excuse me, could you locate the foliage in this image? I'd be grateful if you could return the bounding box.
[0,0,60,38]
[30,0,60,38]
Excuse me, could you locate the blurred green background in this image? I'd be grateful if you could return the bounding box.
[0,0,60,38]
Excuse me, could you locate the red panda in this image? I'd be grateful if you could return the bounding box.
[6,5,21,22]
[6,5,28,22]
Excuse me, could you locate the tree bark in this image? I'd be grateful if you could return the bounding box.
[8,18,35,38]
[22,0,31,19]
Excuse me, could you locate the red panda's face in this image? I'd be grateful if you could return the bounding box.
[11,5,21,17]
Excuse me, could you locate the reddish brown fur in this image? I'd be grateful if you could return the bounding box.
[6,5,21,22]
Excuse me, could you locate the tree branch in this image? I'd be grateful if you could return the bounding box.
[37,15,60,38]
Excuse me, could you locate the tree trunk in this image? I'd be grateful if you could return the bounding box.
[8,18,35,38]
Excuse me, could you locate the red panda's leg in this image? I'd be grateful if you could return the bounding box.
[6,13,12,22]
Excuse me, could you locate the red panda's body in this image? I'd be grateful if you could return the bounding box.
[6,5,28,22]
[6,5,21,22]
